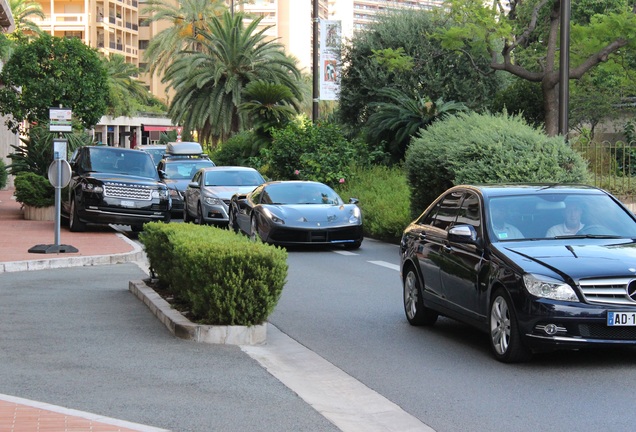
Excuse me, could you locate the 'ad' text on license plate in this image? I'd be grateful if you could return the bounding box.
[607,312,636,326]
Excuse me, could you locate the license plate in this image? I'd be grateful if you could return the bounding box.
[607,312,636,326]
[120,200,135,208]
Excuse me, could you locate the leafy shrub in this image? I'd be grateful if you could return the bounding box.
[266,118,359,187]
[0,159,7,189]
[209,131,262,167]
[335,164,411,243]
[13,171,55,207]
[405,112,591,217]
[140,222,287,326]
[7,125,93,177]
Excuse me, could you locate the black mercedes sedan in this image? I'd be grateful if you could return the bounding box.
[399,184,636,362]
[63,146,171,232]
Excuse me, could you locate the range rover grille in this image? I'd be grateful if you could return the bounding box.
[104,183,152,201]
[579,278,636,306]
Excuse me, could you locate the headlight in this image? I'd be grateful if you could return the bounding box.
[523,274,579,302]
[152,189,169,199]
[168,189,182,200]
[81,183,103,193]
[349,207,361,224]
[204,196,223,205]
[262,207,284,224]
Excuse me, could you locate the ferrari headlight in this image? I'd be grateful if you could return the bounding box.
[523,274,579,302]
[204,196,223,206]
[262,207,284,224]
[349,207,361,224]
[82,183,103,193]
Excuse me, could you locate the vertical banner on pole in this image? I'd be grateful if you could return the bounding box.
[320,20,341,101]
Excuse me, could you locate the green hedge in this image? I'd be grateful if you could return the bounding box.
[13,172,55,207]
[140,222,288,326]
[405,112,591,217]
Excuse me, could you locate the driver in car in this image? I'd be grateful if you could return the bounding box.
[546,201,584,237]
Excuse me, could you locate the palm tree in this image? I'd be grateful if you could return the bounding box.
[238,80,299,154]
[101,54,155,117]
[141,0,227,76]
[366,88,469,162]
[164,11,303,145]
[9,0,44,35]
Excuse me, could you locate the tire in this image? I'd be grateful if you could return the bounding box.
[69,196,86,232]
[183,202,193,223]
[249,216,261,242]
[228,206,239,233]
[197,203,205,225]
[403,266,438,326]
[489,289,532,363]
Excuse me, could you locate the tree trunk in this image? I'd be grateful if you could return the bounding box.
[542,78,559,137]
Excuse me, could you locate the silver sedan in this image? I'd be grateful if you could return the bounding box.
[183,166,266,226]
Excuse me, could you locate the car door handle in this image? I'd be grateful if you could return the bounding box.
[443,244,452,252]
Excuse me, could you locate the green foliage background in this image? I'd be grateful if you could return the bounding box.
[405,112,591,217]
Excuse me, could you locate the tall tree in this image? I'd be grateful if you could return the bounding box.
[0,34,109,132]
[436,0,636,136]
[141,0,227,77]
[163,11,303,144]
[101,53,156,117]
[339,9,502,136]
[9,0,44,35]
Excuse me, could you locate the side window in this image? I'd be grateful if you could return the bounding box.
[251,186,264,204]
[192,171,201,185]
[457,192,482,237]
[431,191,463,231]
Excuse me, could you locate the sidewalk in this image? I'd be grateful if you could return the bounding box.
[0,188,144,273]
[0,187,164,432]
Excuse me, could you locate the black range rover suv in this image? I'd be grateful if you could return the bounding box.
[63,146,171,232]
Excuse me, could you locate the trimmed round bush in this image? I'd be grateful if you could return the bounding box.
[405,112,591,217]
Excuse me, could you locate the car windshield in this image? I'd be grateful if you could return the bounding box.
[487,193,636,241]
[262,183,341,205]
[164,160,215,180]
[85,147,158,179]
[141,148,165,165]
[204,170,264,187]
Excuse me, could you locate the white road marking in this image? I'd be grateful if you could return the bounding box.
[242,324,435,432]
[368,261,400,272]
[333,250,358,256]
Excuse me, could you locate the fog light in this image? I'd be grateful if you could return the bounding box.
[544,324,558,335]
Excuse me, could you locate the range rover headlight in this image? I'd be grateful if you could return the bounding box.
[152,189,169,199]
[81,183,103,193]
[523,274,579,302]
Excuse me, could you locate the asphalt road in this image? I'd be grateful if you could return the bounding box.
[271,238,636,432]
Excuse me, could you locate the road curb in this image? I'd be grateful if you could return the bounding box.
[128,279,267,345]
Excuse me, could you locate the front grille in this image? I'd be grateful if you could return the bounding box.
[104,183,152,201]
[579,324,636,340]
[270,226,361,243]
[579,278,636,306]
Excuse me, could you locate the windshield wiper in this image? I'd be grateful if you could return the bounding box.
[554,234,622,239]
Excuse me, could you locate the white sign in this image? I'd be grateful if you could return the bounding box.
[49,108,72,132]
[320,20,341,101]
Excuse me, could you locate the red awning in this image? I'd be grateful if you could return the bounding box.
[142,125,178,132]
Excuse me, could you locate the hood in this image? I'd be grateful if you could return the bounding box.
[162,178,191,192]
[265,204,360,226]
[203,185,257,200]
[497,240,636,280]
[89,172,162,187]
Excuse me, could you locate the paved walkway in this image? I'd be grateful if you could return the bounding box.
[0,187,164,432]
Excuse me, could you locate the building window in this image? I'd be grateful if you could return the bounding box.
[139,40,149,50]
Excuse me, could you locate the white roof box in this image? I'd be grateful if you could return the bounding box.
[166,142,202,155]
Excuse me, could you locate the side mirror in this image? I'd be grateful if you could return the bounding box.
[448,225,480,245]
[188,181,198,188]
[349,198,359,204]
